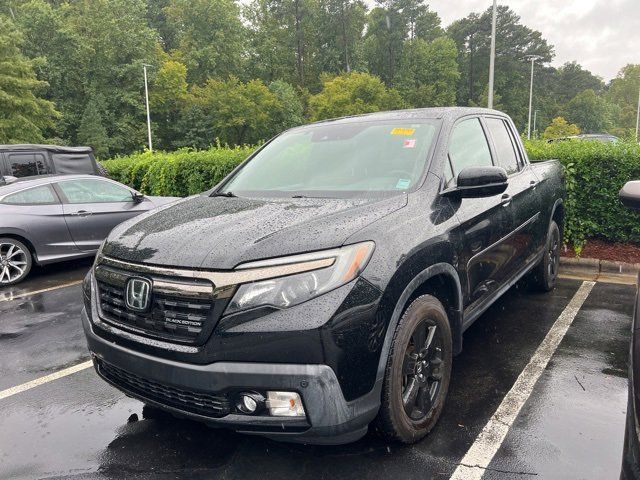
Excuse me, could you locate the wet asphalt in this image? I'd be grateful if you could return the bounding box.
[0,262,635,480]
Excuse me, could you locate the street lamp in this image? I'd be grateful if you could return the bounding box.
[636,83,640,143]
[143,64,153,153]
[488,0,497,109]
[526,55,543,140]
[533,109,539,138]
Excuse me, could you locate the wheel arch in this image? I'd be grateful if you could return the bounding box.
[376,263,463,385]
[0,231,38,263]
[550,198,565,238]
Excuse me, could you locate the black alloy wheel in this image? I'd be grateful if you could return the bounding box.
[376,294,452,444]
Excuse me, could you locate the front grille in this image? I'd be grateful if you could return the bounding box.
[97,280,211,343]
[97,359,231,418]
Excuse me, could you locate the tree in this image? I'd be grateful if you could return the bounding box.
[165,0,246,84]
[180,77,280,147]
[552,61,604,104]
[414,6,443,42]
[447,6,553,128]
[308,72,404,121]
[607,64,640,135]
[77,96,110,157]
[150,57,189,150]
[244,0,321,87]
[315,0,367,74]
[543,116,579,140]
[565,89,611,133]
[0,15,58,143]
[267,80,305,136]
[395,36,459,107]
[363,7,405,86]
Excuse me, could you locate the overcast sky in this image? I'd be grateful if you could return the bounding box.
[425,0,639,82]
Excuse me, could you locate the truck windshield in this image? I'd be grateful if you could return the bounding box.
[220,120,440,197]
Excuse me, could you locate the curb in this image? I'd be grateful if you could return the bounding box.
[560,257,639,284]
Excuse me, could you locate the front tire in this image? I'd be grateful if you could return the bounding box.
[375,294,453,444]
[532,220,561,292]
[0,238,32,286]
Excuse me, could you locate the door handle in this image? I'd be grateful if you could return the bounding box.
[500,194,511,207]
[71,210,93,217]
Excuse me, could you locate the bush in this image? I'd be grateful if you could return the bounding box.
[525,139,640,251]
[102,146,256,197]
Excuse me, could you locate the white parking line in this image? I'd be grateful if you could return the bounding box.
[450,280,596,480]
[0,280,83,303]
[0,360,93,401]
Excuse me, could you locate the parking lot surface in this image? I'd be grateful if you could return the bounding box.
[0,264,634,479]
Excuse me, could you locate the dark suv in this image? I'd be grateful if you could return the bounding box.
[82,108,565,444]
[0,144,104,178]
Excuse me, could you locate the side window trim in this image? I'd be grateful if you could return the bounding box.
[501,118,526,168]
[477,116,497,169]
[484,115,522,175]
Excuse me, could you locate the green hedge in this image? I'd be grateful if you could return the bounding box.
[103,141,640,252]
[525,140,640,251]
[102,146,256,197]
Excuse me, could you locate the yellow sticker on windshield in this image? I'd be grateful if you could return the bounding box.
[390,127,416,136]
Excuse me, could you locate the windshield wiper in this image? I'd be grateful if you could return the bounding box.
[211,191,237,198]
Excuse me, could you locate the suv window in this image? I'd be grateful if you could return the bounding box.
[2,185,58,205]
[448,118,493,179]
[57,179,132,204]
[486,118,519,174]
[7,152,50,177]
[51,153,95,174]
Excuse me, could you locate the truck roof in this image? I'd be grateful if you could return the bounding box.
[303,107,508,128]
[0,144,94,154]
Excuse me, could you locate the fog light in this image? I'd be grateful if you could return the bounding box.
[236,392,265,414]
[266,391,305,417]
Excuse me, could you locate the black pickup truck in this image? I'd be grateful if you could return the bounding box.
[82,107,565,445]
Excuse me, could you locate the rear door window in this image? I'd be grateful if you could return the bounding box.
[485,118,520,174]
[448,118,493,179]
[7,152,51,177]
[51,153,95,174]
[2,185,58,205]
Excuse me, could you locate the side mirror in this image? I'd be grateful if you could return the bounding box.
[131,192,145,204]
[620,181,640,210]
[445,166,509,198]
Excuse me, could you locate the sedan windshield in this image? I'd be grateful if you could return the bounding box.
[220,120,440,197]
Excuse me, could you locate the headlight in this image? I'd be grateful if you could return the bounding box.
[225,241,375,315]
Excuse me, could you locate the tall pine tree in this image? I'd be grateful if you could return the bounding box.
[0,15,58,143]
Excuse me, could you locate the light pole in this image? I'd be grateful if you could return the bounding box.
[488,0,497,109]
[636,83,640,143]
[533,109,538,138]
[143,64,153,153]
[526,55,543,140]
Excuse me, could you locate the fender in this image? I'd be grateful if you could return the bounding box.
[375,262,463,387]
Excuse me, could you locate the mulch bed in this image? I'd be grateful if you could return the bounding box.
[561,239,640,264]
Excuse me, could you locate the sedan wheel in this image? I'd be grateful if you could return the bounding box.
[0,239,32,285]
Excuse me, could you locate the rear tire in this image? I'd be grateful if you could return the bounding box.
[532,220,561,292]
[375,294,452,444]
[0,238,32,286]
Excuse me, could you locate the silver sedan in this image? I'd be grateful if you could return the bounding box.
[0,174,179,285]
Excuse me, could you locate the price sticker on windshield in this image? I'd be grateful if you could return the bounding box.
[390,127,415,136]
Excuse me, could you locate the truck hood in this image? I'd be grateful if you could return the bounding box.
[102,194,407,269]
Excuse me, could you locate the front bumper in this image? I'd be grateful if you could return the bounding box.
[82,307,380,444]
